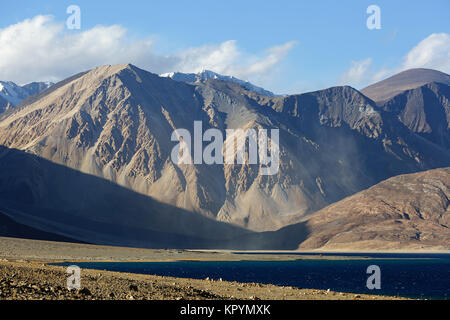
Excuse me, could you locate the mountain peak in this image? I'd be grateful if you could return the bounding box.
[88,63,141,77]
[160,70,276,96]
[362,68,450,102]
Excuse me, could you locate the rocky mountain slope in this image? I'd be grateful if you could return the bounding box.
[0,64,449,248]
[378,82,450,150]
[261,167,450,251]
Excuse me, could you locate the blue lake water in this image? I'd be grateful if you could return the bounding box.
[54,253,450,300]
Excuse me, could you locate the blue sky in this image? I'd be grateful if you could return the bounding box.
[0,0,449,94]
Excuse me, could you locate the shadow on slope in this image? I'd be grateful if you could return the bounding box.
[219,221,310,250]
[0,211,87,244]
[0,146,310,250]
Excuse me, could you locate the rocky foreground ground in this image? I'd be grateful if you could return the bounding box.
[0,259,404,300]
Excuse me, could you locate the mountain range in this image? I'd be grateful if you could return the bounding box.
[0,81,53,113]
[0,65,449,250]
[160,69,277,96]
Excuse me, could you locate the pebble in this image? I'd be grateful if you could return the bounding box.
[78,288,92,296]
[129,284,138,292]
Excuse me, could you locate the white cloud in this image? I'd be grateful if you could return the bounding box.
[402,33,450,72]
[338,58,373,87]
[0,15,295,86]
[338,33,450,88]
[174,40,240,75]
[231,41,297,80]
[0,15,157,83]
[140,40,297,83]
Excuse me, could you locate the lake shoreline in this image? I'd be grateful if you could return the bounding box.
[1,236,447,300]
[0,259,407,300]
[1,236,448,263]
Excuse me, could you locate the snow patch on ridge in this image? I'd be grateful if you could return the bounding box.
[160,70,277,97]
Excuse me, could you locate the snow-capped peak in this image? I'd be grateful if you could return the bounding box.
[0,81,28,105]
[160,70,276,96]
[0,81,54,113]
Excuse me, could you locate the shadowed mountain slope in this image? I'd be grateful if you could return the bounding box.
[0,146,250,248]
[379,82,450,150]
[0,211,87,244]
